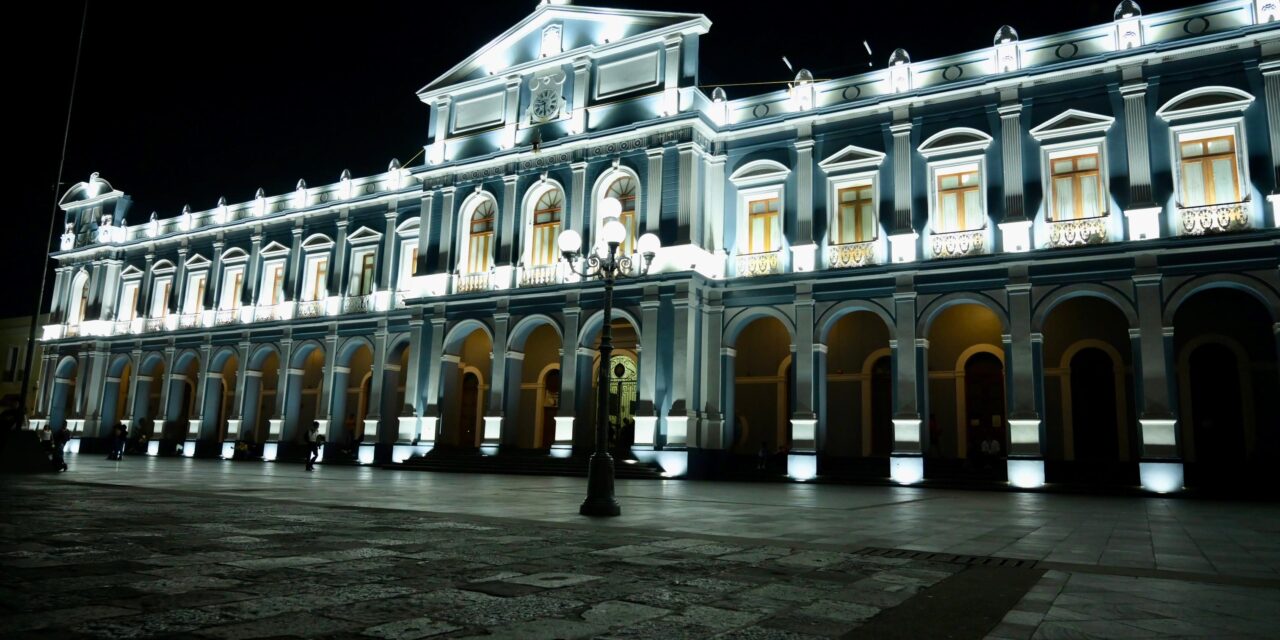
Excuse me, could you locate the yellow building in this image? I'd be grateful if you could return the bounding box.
[0,314,45,418]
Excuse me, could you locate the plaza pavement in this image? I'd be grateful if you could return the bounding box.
[0,455,1275,639]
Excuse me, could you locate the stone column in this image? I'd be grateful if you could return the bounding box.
[500,350,523,448]
[419,307,447,442]
[317,333,340,436]
[81,346,109,435]
[1005,276,1045,487]
[172,246,189,316]
[792,137,817,271]
[645,147,664,234]
[49,269,68,323]
[499,176,520,267]
[418,188,436,275]
[381,208,398,291]
[207,238,225,311]
[705,154,727,253]
[661,34,682,115]
[400,311,426,443]
[191,343,213,438]
[791,284,817,452]
[366,324,388,441]
[438,187,458,273]
[1119,79,1162,239]
[665,282,697,446]
[570,161,588,238]
[698,290,726,451]
[244,233,262,307]
[890,277,924,483]
[675,143,701,245]
[154,347,176,429]
[329,211,350,297]
[484,306,511,444]
[634,286,660,446]
[570,56,590,134]
[555,295,582,447]
[1132,269,1182,492]
[140,252,156,318]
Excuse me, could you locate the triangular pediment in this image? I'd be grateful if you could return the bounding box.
[818,145,886,173]
[419,4,708,99]
[346,226,383,244]
[260,241,291,257]
[184,253,211,269]
[1029,109,1115,141]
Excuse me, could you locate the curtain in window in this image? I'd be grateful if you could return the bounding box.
[1181,162,1206,207]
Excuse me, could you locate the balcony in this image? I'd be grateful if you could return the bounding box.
[1045,217,1108,248]
[254,304,289,322]
[519,263,566,287]
[827,241,878,269]
[735,249,784,277]
[178,313,203,329]
[1178,201,1250,236]
[295,300,325,319]
[928,228,987,259]
[455,271,492,293]
[144,317,166,332]
[343,294,374,314]
[214,309,240,326]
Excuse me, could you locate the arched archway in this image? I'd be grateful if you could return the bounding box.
[132,353,166,439]
[163,350,201,442]
[98,354,132,436]
[243,345,280,443]
[924,301,1006,480]
[48,356,80,429]
[822,309,892,477]
[1174,287,1277,489]
[578,315,641,454]
[284,341,326,443]
[728,315,794,473]
[201,347,239,442]
[331,337,373,451]
[508,321,563,450]
[1041,295,1137,485]
[440,322,493,449]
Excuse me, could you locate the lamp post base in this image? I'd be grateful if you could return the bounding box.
[579,452,621,517]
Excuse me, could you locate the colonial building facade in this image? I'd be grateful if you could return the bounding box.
[36,0,1280,492]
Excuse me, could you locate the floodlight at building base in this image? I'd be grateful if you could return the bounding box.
[890,456,924,485]
[263,442,278,461]
[221,442,235,459]
[1140,462,1184,493]
[633,449,689,478]
[1007,459,1045,489]
[358,444,376,465]
[664,415,689,446]
[787,454,818,481]
[182,440,197,458]
[482,416,502,443]
[633,416,657,446]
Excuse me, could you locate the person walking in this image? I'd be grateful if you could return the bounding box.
[52,425,71,472]
[305,421,322,471]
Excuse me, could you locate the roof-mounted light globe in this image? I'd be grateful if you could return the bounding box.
[1114,0,1141,20]
[558,228,582,256]
[889,48,911,66]
[994,25,1018,45]
[602,217,627,246]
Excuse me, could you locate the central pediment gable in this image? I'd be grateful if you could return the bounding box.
[419,3,708,100]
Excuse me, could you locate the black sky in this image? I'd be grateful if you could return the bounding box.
[8,0,1203,318]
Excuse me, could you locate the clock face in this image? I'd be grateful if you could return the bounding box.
[530,88,561,123]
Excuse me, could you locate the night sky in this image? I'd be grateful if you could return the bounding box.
[9,0,1202,319]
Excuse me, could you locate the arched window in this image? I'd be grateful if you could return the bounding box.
[531,188,563,267]
[467,199,495,274]
[68,272,89,325]
[605,177,638,255]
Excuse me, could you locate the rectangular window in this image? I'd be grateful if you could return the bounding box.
[835,184,876,244]
[935,168,982,233]
[261,263,285,306]
[1178,132,1239,207]
[468,213,494,274]
[357,252,375,296]
[1049,150,1103,221]
[308,258,327,302]
[186,273,207,314]
[119,283,139,322]
[222,268,244,310]
[152,279,172,318]
[747,196,780,253]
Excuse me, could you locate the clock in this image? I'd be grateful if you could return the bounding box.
[529,87,562,123]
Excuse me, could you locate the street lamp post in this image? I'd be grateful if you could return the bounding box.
[559,197,659,517]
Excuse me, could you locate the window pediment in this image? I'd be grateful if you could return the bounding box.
[260,241,292,257]
[120,265,144,279]
[395,217,420,237]
[918,127,993,159]
[729,159,790,187]
[221,247,249,263]
[818,145,886,174]
[301,234,334,251]
[151,259,176,275]
[1029,109,1115,142]
[184,253,211,270]
[347,225,383,245]
[1157,86,1254,122]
